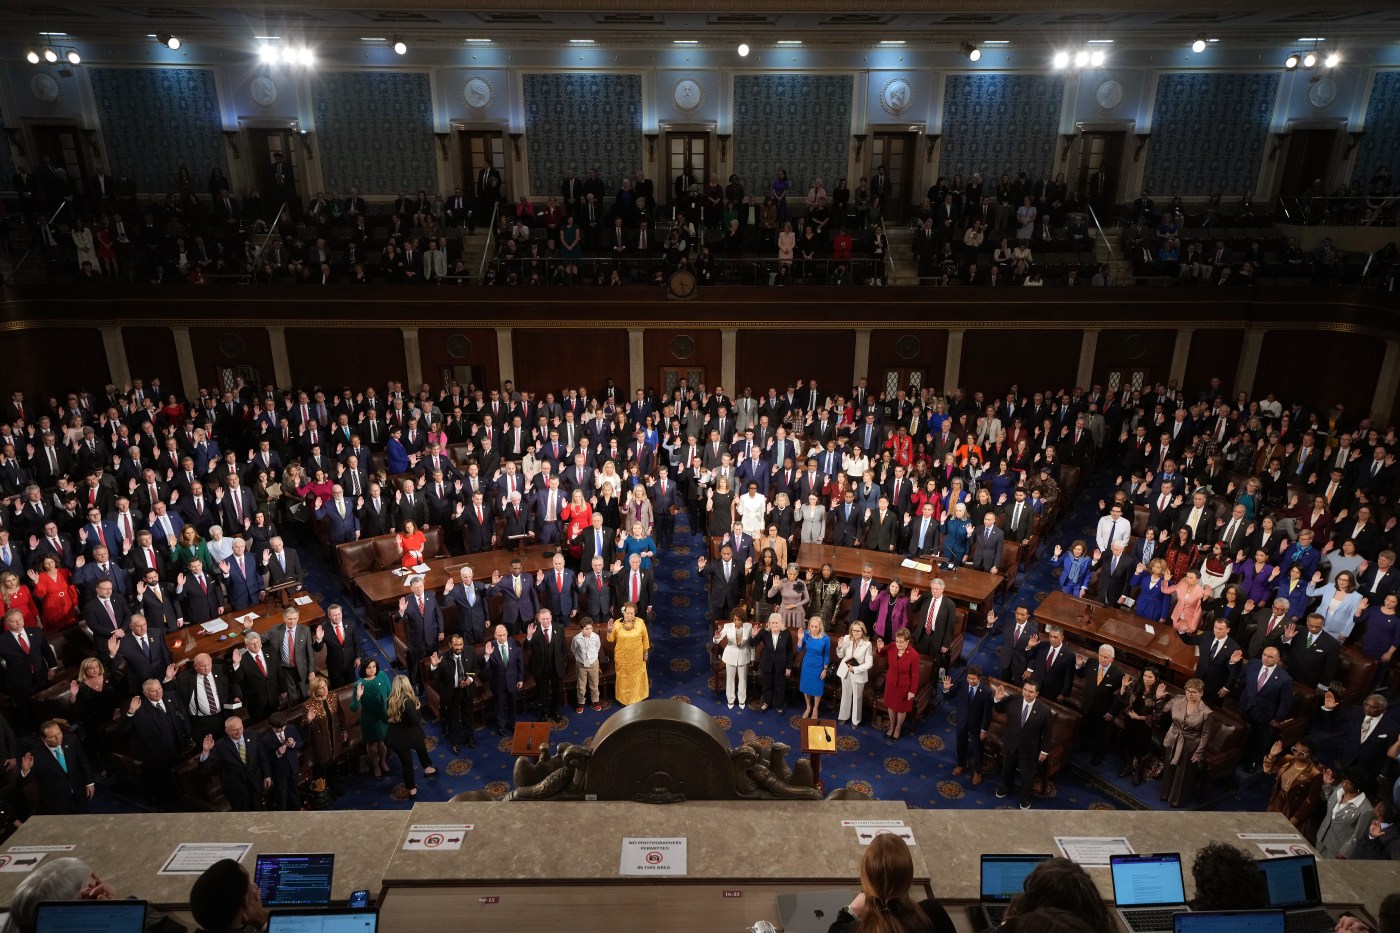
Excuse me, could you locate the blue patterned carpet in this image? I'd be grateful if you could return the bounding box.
[94,468,1273,814]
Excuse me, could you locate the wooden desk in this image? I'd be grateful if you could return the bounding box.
[164,600,326,663]
[1034,591,1196,680]
[354,546,558,610]
[512,721,551,759]
[795,545,1002,607]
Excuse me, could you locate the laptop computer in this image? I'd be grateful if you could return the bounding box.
[1111,853,1190,933]
[35,900,147,933]
[1175,910,1286,933]
[254,853,336,907]
[267,908,379,933]
[1256,853,1338,933]
[776,889,857,933]
[974,853,1052,929]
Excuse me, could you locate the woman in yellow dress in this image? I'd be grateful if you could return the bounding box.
[607,602,651,704]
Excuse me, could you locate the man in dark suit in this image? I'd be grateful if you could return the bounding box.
[107,613,174,698]
[749,613,794,713]
[122,678,194,807]
[1244,599,1293,659]
[395,480,429,530]
[357,484,394,538]
[399,576,444,692]
[969,511,1006,573]
[217,476,256,534]
[455,492,495,553]
[264,537,306,590]
[998,489,1035,545]
[941,664,993,783]
[443,566,491,645]
[527,609,569,719]
[137,569,183,632]
[648,467,679,550]
[198,716,269,812]
[1077,644,1125,764]
[493,558,540,634]
[908,580,956,671]
[0,609,56,732]
[993,680,1053,809]
[176,652,242,744]
[313,603,364,687]
[483,624,523,735]
[1238,646,1294,772]
[314,487,360,545]
[831,491,863,547]
[267,606,316,704]
[177,558,226,625]
[612,553,654,617]
[905,502,942,558]
[575,556,614,622]
[19,720,95,814]
[535,552,578,622]
[1357,551,1398,601]
[83,578,131,640]
[1093,542,1136,607]
[231,631,281,723]
[863,498,899,553]
[1281,612,1340,689]
[698,546,744,622]
[259,712,303,811]
[1317,692,1396,777]
[1021,626,1079,702]
[1184,618,1244,701]
[431,633,478,752]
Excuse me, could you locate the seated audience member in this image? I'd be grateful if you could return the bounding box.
[1188,842,1269,910]
[1,858,117,933]
[1001,858,1115,933]
[189,858,268,933]
[826,833,954,933]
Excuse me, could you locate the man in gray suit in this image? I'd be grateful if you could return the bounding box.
[267,606,315,703]
[968,511,1005,574]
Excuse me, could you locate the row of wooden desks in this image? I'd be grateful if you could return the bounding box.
[1035,591,1198,679]
[795,544,1003,608]
[354,545,559,611]
[163,599,326,663]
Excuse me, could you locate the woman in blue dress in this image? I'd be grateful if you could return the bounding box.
[557,214,582,281]
[941,501,974,564]
[796,616,831,719]
[385,427,409,474]
[1130,558,1172,624]
[1051,540,1095,597]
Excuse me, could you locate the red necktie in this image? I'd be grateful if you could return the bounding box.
[557,572,563,593]
[18,631,29,654]
[256,653,266,675]
[335,624,344,644]
[285,630,296,666]
[631,573,639,602]
[97,526,106,548]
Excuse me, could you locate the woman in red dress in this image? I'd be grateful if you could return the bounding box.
[1163,525,1201,582]
[29,556,79,631]
[396,520,427,569]
[884,426,913,467]
[0,571,40,628]
[561,488,594,561]
[880,628,920,740]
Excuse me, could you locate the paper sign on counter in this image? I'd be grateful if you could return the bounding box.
[402,824,472,851]
[159,843,251,875]
[1255,842,1313,857]
[841,820,907,827]
[0,853,46,873]
[855,825,916,846]
[1054,836,1134,866]
[7,845,75,852]
[620,838,688,876]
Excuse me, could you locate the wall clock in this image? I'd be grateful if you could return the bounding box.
[1308,78,1337,109]
[30,73,60,104]
[1095,78,1124,111]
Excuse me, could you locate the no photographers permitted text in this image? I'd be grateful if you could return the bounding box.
[619,838,688,876]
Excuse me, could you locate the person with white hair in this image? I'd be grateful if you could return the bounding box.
[1078,644,1125,765]
[2,857,115,933]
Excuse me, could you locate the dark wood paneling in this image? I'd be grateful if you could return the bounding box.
[418,328,502,394]
[642,329,721,393]
[285,327,402,391]
[513,329,629,395]
[736,329,855,395]
[1255,330,1384,416]
[187,327,274,391]
[122,327,181,390]
[1092,328,1176,390]
[2,329,111,398]
[1183,328,1245,400]
[869,329,949,392]
[961,329,1081,396]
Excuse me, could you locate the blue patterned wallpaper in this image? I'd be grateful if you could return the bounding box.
[939,74,1064,183]
[311,71,437,195]
[88,67,226,192]
[733,74,853,201]
[1352,70,1400,189]
[523,73,641,199]
[1144,72,1280,197]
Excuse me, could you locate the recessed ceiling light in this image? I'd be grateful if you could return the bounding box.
[673,40,698,45]
[569,38,595,45]
[1090,50,1106,66]
[253,35,279,40]
[777,40,802,46]
[1302,51,1317,67]
[1087,39,1114,44]
[736,42,750,56]
[879,40,905,46]
[1324,52,1340,67]
[1297,37,1325,42]
[1053,51,1070,69]
[464,38,492,43]
[982,40,1010,45]
[41,32,67,37]
[65,49,80,64]
[392,37,407,55]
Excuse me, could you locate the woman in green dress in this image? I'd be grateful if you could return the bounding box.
[170,525,211,575]
[350,658,392,778]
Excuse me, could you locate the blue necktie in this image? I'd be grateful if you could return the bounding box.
[55,747,67,773]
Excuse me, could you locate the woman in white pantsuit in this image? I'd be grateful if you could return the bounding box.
[712,609,756,709]
[836,622,875,726]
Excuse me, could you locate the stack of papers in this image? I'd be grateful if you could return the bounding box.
[201,620,230,635]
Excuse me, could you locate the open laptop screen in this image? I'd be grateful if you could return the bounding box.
[1110,854,1186,907]
[254,854,336,907]
[980,855,1051,902]
[1175,910,1285,933]
[1256,854,1323,909]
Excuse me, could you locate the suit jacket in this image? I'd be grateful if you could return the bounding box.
[536,568,578,619]
[577,527,615,568]
[576,570,614,621]
[315,498,360,544]
[846,578,882,624]
[1024,642,1077,702]
[1078,661,1125,717]
[908,595,956,660]
[265,548,306,588]
[179,573,226,625]
[528,623,569,679]
[1356,564,1399,602]
[202,734,268,810]
[1187,633,1244,697]
[969,525,1006,572]
[0,627,56,697]
[1238,661,1294,724]
[1000,502,1034,544]
[445,582,491,643]
[124,697,193,761]
[1320,708,1398,775]
[110,630,173,695]
[218,488,257,531]
[234,649,281,721]
[486,640,524,692]
[266,623,315,684]
[1283,629,1340,688]
[495,575,540,628]
[832,502,863,548]
[864,510,900,552]
[21,738,94,813]
[944,677,994,734]
[434,649,478,702]
[223,552,263,610]
[994,694,1053,759]
[750,627,794,676]
[400,592,445,650]
[140,582,183,632]
[315,617,365,685]
[175,667,241,721]
[83,596,132,640]
[358,497,394,538]
[260,723,303,787]
[612,567,654,615]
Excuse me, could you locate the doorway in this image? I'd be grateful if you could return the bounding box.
[218,366,261,394]
[439,364,485,395]
[661,366,705,396]
[245,128,305,212]
[1075,132,1125,214]
[30,125,90,198]
[1278,129,1338,196]
[870,132,917,223]
[883,368,926,398]
[1105,369,1149,397]
[665,132,709,206]
[459,130,508,212]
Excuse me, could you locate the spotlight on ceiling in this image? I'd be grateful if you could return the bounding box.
[25,49,39,64]
[42,47,58,63]
[1074,50,1090,67]
[259,44,278,64]
[736,42,750,57]
[1090,49,1106,66]
[1302,51,1317,68]
[156,32,180,49]
[1284,52,1300,69]
[1324,52,1340,68]
[1052,51,1069,69]
[392,36,407,55]
[280,45,297,63]
[297,47,314,65]
[1192,35,1207,54]
[961,41,982,62]
[65,49,80,64]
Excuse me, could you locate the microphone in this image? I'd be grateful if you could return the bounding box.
[824,727,832,743]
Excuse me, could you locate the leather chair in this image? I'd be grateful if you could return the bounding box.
[1058,464,1082,502]
[1334,646,1379,708]
[1199,709,1247,784]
